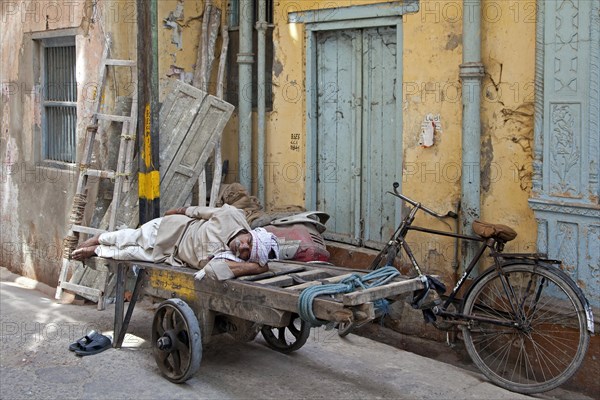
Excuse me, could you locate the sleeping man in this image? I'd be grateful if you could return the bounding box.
[71,204,279,280]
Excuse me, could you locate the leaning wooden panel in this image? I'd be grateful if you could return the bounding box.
[160,94,234,211]
[159,81,208,174]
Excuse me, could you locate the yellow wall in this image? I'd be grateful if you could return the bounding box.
[211,0,537,273]
[144,0,536,272]
[479,0,537,253]
[0,0,538,284]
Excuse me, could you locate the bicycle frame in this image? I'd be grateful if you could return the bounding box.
[396,223,485,309]
[382,190,552,327]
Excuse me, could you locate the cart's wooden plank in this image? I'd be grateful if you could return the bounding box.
[118,260,196,276]
[105,259,364,277]
[256,263,306,274]
[342,278,424,306]
[200,278,354,322]
[252,269,332,286]
[268,260,359,272]
[205,295,290,327]
[143,286,289,327]
[285,273,358,291]
[238,266,307,281]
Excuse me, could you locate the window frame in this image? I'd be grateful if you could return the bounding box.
[36,33,78,168]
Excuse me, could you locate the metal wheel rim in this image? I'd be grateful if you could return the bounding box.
[152,299,201,383]
[261,314,310,353]
[462,265,589,394]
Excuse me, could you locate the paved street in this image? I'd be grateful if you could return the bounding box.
[0,267,592,400]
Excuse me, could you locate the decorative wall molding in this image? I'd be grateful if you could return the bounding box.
[549,103,581,196]
[529,198,600,217]
[288,0,419,24]
[552,0,580,93]
[589,1,600,194]
[532,0,599,202]
[531,0,600,308]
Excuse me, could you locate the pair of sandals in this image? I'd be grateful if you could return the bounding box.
[69,330,112,356]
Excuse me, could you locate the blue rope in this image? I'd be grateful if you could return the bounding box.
[298,266,400,326]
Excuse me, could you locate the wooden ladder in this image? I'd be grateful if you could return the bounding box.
[55,38,138,307]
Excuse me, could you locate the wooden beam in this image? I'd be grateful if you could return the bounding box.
[137,0,161,223]
[342,278,424,306]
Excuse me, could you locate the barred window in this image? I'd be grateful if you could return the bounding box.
[42,37,77,163]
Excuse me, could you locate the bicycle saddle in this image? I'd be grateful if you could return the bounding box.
[472,220,517,242]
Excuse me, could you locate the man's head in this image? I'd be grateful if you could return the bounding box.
[229,231,252,261]
[229,228,279,266]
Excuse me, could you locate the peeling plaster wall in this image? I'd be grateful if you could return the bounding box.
[400,2,464,277]
[0,0,135,287]
[233,0,538,274]
[157,0,205,97]
[479,0,537,255]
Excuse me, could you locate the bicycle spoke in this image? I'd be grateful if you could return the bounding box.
[529,335,561,379]
[462,264,589,393]
[517,338,537,384]
[531,331,578,362]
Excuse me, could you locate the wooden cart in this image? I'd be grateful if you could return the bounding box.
[97,259,426,383]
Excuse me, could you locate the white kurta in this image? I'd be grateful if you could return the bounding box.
[95,205,250,268]
[95,218,160,262]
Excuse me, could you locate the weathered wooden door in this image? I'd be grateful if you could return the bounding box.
[315,27,400,246]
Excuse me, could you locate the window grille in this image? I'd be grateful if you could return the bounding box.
[42,38,77,163]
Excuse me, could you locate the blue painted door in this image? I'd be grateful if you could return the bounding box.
[360,27,400,249]
[316,27,399,246]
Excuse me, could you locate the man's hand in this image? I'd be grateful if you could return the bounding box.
[164,207,187,216]
[195,260,269,281]
[227,261,269,278]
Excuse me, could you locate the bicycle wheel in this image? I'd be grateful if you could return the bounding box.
[462,263,590,394]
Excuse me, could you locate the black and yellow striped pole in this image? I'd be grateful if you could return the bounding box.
[137,0,160,223]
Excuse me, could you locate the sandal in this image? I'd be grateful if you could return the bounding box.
[69,330,99,352]
[74,334,112,357]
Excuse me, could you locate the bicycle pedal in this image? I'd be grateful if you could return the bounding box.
[413,292,442,310]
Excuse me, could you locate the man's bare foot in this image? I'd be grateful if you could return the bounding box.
[76,235,101,250]
[71,246,98,261]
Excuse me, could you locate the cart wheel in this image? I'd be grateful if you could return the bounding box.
[152,298,201,383]
[261,313,311,354]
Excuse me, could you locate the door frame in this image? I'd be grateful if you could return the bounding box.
[289,1,419,242]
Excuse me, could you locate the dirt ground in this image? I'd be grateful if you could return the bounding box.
[349,322,597,400]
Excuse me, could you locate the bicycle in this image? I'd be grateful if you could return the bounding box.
[339,182,594,394]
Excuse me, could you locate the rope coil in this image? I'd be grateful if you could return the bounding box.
[298,266,400,326]
[68,194,87,224]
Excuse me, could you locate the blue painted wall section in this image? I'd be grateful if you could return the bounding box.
[530,0,600,307]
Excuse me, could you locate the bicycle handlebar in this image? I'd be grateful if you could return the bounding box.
[390,182,458,219]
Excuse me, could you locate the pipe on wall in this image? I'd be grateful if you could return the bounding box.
[459,0,485,271]
[256,0,267,205]
[238,0,254,191]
